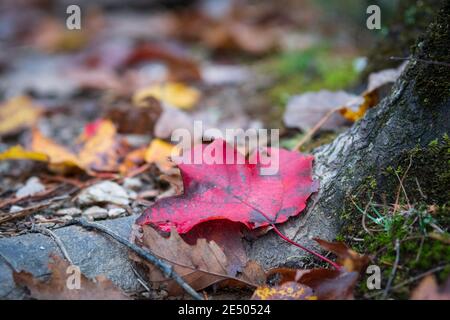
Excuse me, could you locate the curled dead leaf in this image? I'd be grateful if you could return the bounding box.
[13,255,129,300]
[314,238,370,273]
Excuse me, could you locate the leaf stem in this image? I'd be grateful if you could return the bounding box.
[270,223,341,270]
[249,206,341,270]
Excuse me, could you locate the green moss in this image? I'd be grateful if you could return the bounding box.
[410,4,450,108]
[337,135,450,299]
[361,0,443,78]
[260,46,359,106]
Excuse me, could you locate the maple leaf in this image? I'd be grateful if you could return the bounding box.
[136,139,318,233]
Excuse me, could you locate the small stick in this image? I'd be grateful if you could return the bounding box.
[382,238,400,299]
[390,56,450,67]
[31,225,74,265]
[293,107,342,151]
[70,218,203,300]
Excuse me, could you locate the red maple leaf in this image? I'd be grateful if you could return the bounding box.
[136,139,318,233]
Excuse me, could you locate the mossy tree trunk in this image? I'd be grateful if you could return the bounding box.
[248,3,450,269]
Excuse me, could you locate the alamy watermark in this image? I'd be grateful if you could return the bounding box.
[170,121,280,176]
[66,5,81,30]
[366,5,381,30]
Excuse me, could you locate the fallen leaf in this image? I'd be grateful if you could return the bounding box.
[0,96,42,136]
[182,220,248,276]
[284,63,406,128]
[0,119,128,174]
[144,139,178,172]
[0,145,48,162]
[314,238,370,273]
[119,147,146,175]
[410,275,450,300]
[31,17,89,52]
[252,282,317,300]
[283,90,362,131]
[76,119,124,172]
[364,63,406,95]
[136,139,318,233]
[31,128,80,170]
[123,43,201,82]
[203,22,278,55]
[296,268,359,300]
[133,224,265,295]
[133,82,201,110]
[261,240,370,300]
[106,98,163,134]
[13,255,129,300]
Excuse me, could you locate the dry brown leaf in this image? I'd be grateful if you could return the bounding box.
[0,96,42,136]
[411,275,450,300]
[314,238,370,273]
[259,240,369,300]
[13,255,129,300]
[133,224,265,295]
[106,99,163,134]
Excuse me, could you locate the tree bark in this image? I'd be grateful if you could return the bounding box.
[248,3,450,269]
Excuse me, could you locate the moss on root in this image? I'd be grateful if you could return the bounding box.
[410,3,450,108]
[337,135,450,299]
[361,0,443,78]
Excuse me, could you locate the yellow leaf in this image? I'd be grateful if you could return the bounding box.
[77,120,120,172]
[133,82,200,110]
[339,91,377,122]
[31,129,80,167]
[252,282,317,300]
[119,147,146,175]
[0,145,48,162]
[144,139,178,172]
[0,120,126,175]
[0,96,42,136]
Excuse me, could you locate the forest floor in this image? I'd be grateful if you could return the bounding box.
[0,0,448,300]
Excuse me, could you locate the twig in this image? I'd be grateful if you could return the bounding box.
[31,225,73,264]
[415,236,425,263]
[293,107,342,151]
[130,265,151,292]
[0,195,69,225]
[0,185,61,210]
[393,156,412,214]
[70,218,203,300]
[414,178,427,200]
[390,56,450,67]
[382,238,400,299]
